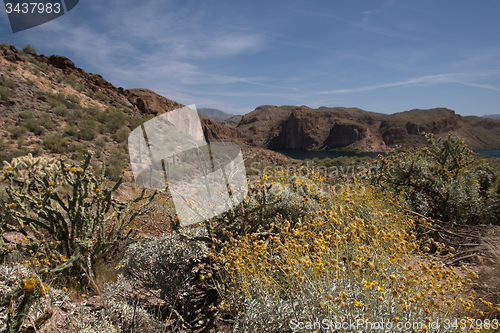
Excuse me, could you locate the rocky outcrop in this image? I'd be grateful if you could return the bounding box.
[47,55,77,70]
[199,115,241,142]
[323,123,367,148]
[125,88,183,116]
[267,110,322,149]
[2,44,24,62]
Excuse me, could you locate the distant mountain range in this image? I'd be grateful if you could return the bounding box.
[483,114,500,120]
[197,108,242,127]
[1,42,498,164]
[236,105,500,152]
[197,108,234,121]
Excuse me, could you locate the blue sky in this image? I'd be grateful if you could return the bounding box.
[1,0,500,116]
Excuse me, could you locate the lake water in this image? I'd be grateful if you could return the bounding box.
[272,150,386,160]
[476,149,500,158]
[273,149,500,160]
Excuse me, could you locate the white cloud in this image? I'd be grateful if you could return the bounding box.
[319,73,500,94]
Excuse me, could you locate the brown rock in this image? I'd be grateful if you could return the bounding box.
[126,88,183,115]
[47,55,76,70]
[199,115,241,142]
[135,97,148,113]
[37,95,50,103]
[4,49,17,62]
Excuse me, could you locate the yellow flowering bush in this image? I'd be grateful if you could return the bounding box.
[214,168,499,332]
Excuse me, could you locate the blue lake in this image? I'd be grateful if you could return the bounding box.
[476,149,500,158]
[273,149,500,160]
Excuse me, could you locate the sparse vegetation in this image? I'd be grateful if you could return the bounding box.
[21,44,37,55]
[0,87,13,101]
[42,133,67,153]
[77,119,98,141]
[0,76,16,89]
[94,90,109,104]
[64,74,82,91]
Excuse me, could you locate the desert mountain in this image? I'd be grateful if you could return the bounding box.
[197,108,242,127]
[236,105,500,152]
[197,108,234,121]
[483,114,500,121]
[0,43,291,171]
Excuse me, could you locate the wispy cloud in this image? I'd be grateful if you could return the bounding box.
[319,73,500,94]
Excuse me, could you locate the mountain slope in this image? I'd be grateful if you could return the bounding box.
[0,43,291,170]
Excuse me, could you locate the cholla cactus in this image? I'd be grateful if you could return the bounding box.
[0,274,51,333]
[1,151,158,281]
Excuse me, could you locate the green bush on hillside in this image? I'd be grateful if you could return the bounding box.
[77,119,98,141]
[0,87,13,101]
[21,44,37,55]
[0,76,16,89]
[42,133,67,153]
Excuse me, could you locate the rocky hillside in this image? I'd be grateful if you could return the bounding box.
[0,43,291,177]
[236,105,500,152]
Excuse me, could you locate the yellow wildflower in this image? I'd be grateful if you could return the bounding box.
[39,283,49,296]
[24,278,36,293]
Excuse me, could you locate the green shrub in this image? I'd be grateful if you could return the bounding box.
[97,107,129,133]
[77,119,98,141]
[24,118,44,135]
[40,115,57,131]
[19,110,33,119]
[113,126,130,143]
[67,94,80,104]
[370,133,500,225]
[22,44,37,55]
[64,74,82,91]
[0,138,11,164]
[42,133,67,153]
[104,147,127,181]
[129,115,145,129]
[53,105,68,116]
[84,90,94,99]
[95,91,109,104]
[8,126,27,140]
[0,76,16,89]
[0,87,13,101]
[65,108,83,122]
[34,60,53,74]
[83,104,100,117]
[64,123,78,137]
